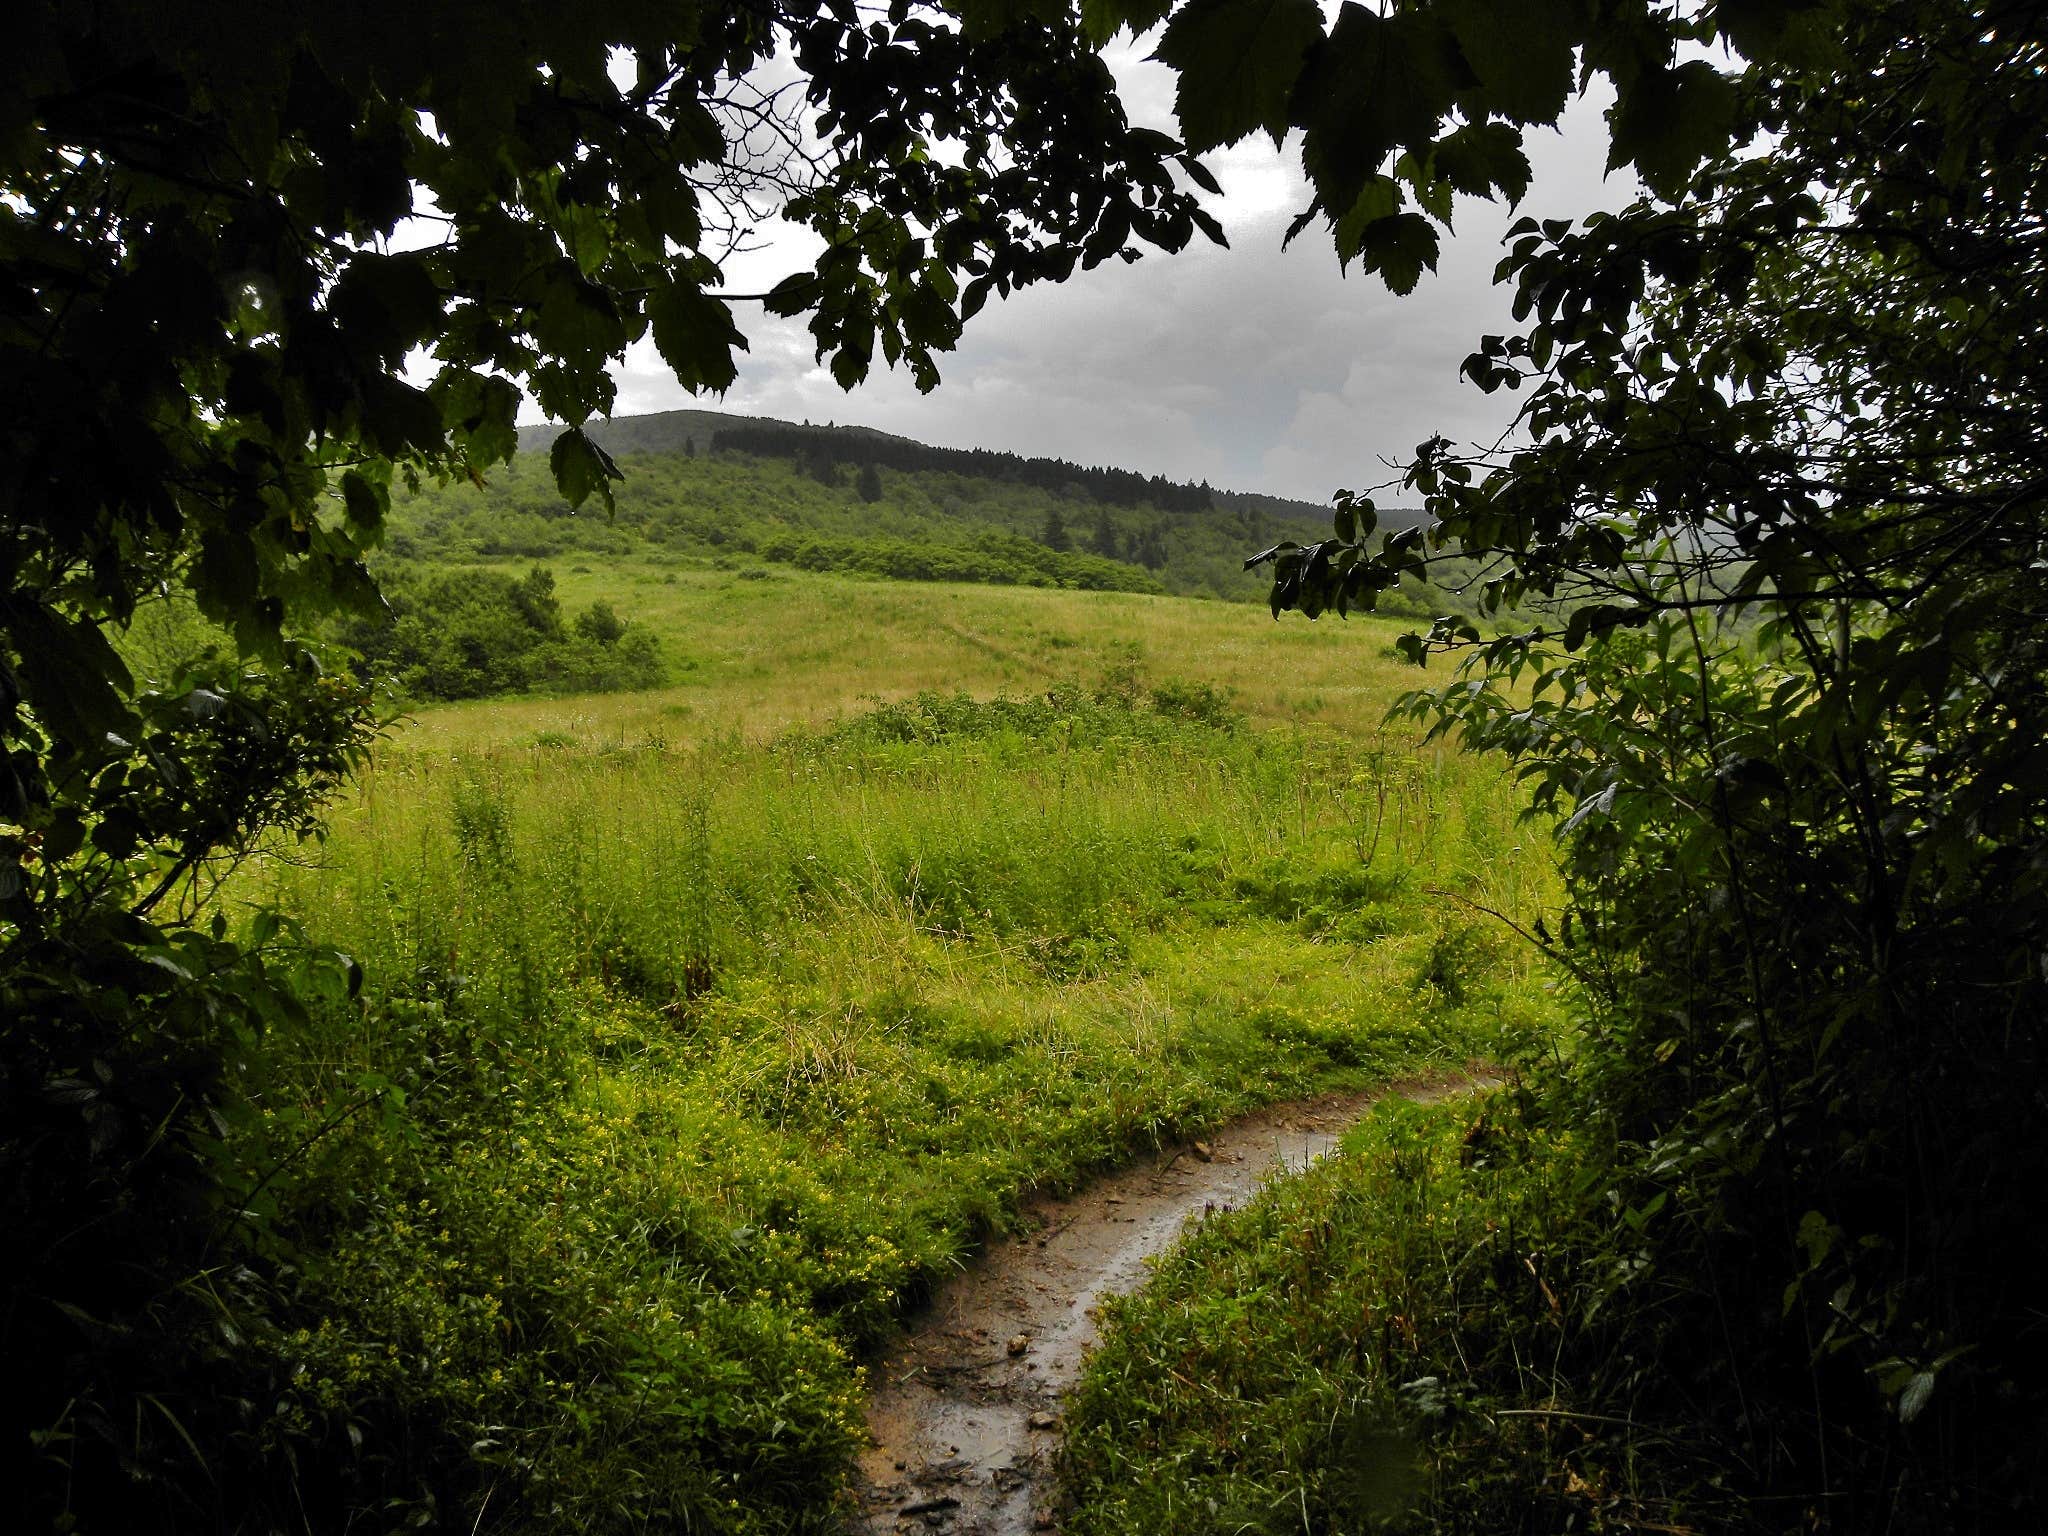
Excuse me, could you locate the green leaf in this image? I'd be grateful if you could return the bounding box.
[90,808,143,859]
[549,427,624,513]
[830,344,869,390]
[1294,6,1467,228]
[1898,1371,1936,1425]
[1439,0,1585,126]
[1155,0,1324,153]
[1434,120,1531,203]
[1332,176,1402,265]
[529,263,628,364]
[432,369,523,467]
[360,374,446,457]
[1176,154,1224,197]
[1356,212,1440,294]
[339,469,388,531]
[1559,780,1617,836]
[1564,602,1634,650]
[1608,60,1739,196]
[191,531,264,625]
[765,270,824,319]
[42,810,86,863]
[1245,540,1300,571]
[328,253,444,365]
[1715,0,1835,66]
[1082,0,1175,46]
[953,0,1067,41]
[647,276,746,394]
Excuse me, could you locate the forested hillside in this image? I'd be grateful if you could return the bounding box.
[382,408,1435,608]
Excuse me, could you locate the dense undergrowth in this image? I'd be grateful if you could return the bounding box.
[1065,620,2048,1534]
[1066,1071,1778,1535]
[1064,1088,1602,1535]
[748,524,1161,595]
[34,678,1554,1533]
[391,445,1287,602]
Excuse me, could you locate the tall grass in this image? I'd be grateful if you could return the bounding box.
[219,617,1557,1531]
[391,564,1448,751]
[1061,1093,1605,1536]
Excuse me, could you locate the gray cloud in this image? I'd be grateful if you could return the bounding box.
[603,49,1632,506]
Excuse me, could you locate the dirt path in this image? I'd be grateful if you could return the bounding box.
[849,1068,1494,1536]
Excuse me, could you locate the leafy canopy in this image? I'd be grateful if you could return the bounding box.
[1,0,1216,1522]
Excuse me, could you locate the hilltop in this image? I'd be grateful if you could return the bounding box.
[515,407,1384,534]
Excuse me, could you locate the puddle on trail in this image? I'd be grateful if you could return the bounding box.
[850,1070,1492,1536]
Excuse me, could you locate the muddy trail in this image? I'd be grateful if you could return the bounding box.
[850,1069,1494,1536]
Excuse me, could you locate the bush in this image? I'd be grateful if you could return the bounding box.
[340,566,663,701]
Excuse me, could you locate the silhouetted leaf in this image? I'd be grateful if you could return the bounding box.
[1157,0,1324,152]
[647,277,746,394]
[1608,60,1739,195]
[1440,0,1584,125]
[549,427,623,513]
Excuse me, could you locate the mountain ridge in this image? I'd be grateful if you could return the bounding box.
[515,408,1410,533]
[518,407,914,460]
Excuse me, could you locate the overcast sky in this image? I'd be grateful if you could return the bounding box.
[599,40,1634,507]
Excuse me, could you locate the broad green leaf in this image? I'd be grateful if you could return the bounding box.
[339,469,388,531]
[1295,6,1467,227]
[529,263,628,364]
[1332,176,1402,266]
[1155,0,1324,153]
[1433,121,1532,203]
[10,605,134,746]
[1082,0,1174,46]
[763,271,823,319]
[1439,0,1585,126]
[360,374,446,457]
[192,531,264,622]
[439,371,522,467]
[549,426,623,513]
[647,276,746,394]
[952,0,1067,41]
[1355,211,1440,294]
[830,343,869,390]
[329,252,444,364]
[1608,60,1739,196]
[1716,0,1837,67]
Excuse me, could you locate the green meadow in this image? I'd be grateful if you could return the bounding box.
[226,562,1557,1532]
[392,563,1445,750]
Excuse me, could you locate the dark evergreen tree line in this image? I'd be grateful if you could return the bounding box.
[711,423,1217,512]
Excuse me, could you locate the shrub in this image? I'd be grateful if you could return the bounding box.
[340,567,662,701]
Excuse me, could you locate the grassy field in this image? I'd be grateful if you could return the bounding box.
[229,568,1557,1533]
[391,563,1440,751]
